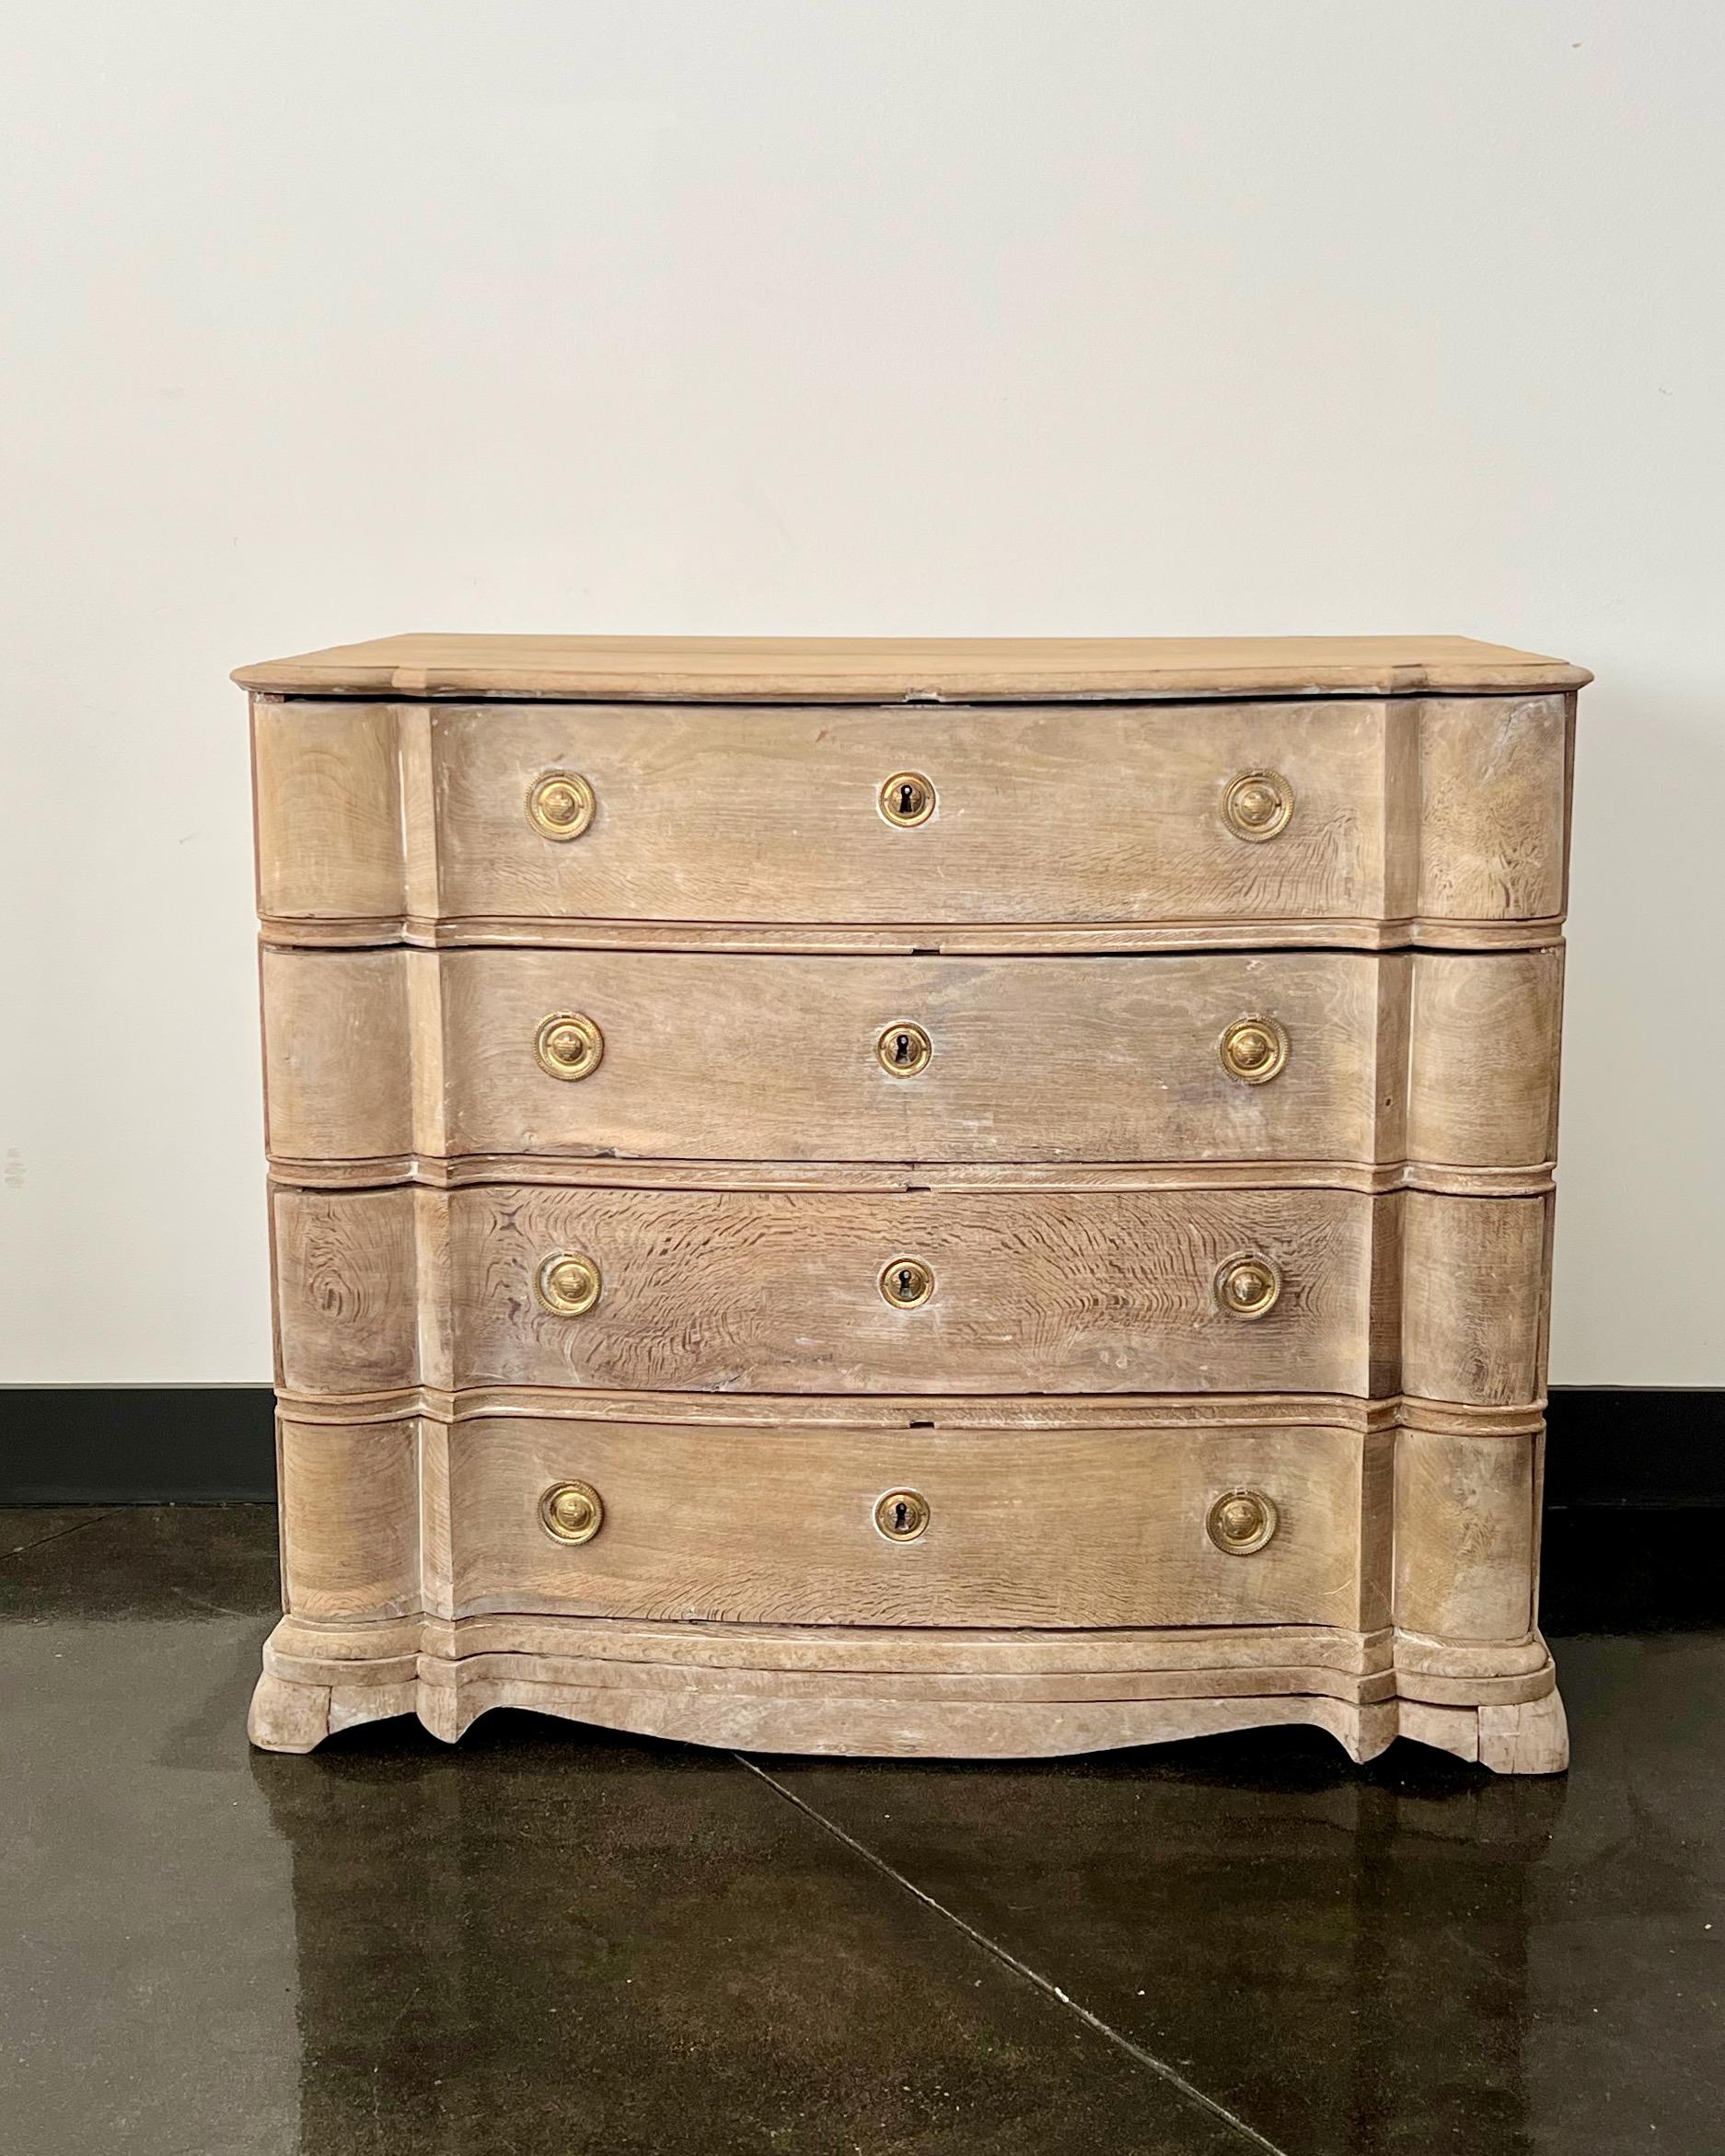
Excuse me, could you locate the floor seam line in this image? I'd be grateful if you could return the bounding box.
[0,1511,113,1562]
[735,1755,1291,2156]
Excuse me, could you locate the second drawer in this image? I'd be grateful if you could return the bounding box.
[262,945,1562,1175]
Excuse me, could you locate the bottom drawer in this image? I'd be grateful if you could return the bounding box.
[432,1419,1377,1629]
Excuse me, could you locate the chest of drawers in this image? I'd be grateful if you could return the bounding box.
[242,634,1585,1772]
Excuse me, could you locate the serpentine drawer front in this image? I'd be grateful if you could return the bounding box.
[261,945,1562,1181]
[271,1183,1550,1403]
[296,1419,1374,1629]
[250,693,1571,945]
[241,633,1585,1774]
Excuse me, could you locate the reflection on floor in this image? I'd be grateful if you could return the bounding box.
[2,1504,1719,2156]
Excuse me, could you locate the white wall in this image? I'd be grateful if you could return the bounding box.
[2,0,1720,1385]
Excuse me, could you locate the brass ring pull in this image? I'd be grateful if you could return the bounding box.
[1222,770,1294,841]
[1220,1017,1290,1085]
[879,771,935,827]
[1214,1253,1281,1320]
[1206,1488,1278,1555]
[876,1022,932,1076]
[535,1012,604,1082]
[879,1257,935,1309]
[535,1251,602,1317]
[874,1489,931,1541]
[527,771,596,840]
[540,1481,605,1545]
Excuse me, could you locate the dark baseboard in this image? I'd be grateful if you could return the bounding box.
[1540,1386,1725,1509]
[1,1384,1719,1507]
[1,1387,277,1503]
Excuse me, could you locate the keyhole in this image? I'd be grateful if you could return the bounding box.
[880,771,935,826]
[874,1487,929,1539]
[879,1255,933,1306]
[877,1021,931,1077]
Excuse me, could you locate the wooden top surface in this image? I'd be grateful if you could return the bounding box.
[236,633,1590,702]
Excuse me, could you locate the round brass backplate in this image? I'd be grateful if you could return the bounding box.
[876,1022,932,1076]
[1222,769,1294,842]
[1206,1487,1279,1556]
[1214,1253,1282,1320]
[540,1480,605,1545]
[535,1012,604,1082]
[874,1488,931,1542]
[527,770,596,841]
[1219,1016,1290,1085]
[534,1250,603,1317]
[879,771,936,827]
[879,1256,935,1309]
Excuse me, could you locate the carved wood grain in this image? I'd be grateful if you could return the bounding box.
[272,1187,421,1396]
[271,1183,1551,1405]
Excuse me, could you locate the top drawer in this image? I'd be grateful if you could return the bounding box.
[252,695,1572,948]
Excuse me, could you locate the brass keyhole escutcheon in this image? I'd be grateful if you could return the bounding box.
[1214,1253,1282,1320]
[1222,769,1294,842]
[534,1250,603,1317]
[535,1012,604,1083]
[1206,1488,1279,1556]
[879,771,935,827]
[540,1480,605,1545]
[1220,1016,1290,1085]
[527,770,596,840]
[877,1022,932,1076]
[874,1488,931,1541]
[879,1256,935,1309]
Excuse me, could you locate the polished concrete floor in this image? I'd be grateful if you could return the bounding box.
[2,1505,1719,2156]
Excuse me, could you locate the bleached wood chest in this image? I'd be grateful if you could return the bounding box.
[242,633,1584,1772]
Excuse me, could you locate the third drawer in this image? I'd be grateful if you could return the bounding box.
[272,1183,1550,1405]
